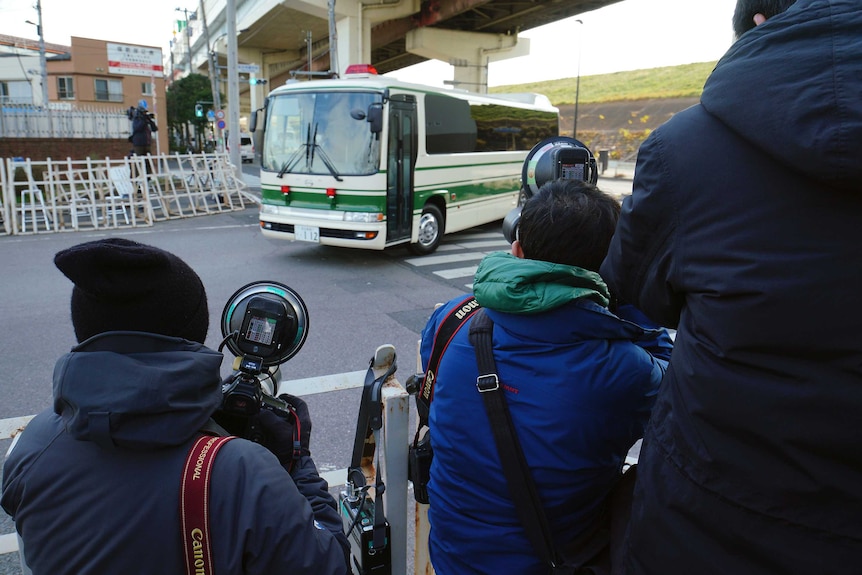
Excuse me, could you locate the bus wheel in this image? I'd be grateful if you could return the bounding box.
[409,204,444,255]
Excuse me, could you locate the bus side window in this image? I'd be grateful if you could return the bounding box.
[425,94,477,154]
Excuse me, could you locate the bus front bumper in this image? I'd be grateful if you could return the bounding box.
[259,211,388,250]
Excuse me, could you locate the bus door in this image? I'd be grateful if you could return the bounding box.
[386,95,417,244]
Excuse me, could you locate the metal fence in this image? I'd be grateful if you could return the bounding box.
[1,153,257,236]
[0,104,130,139]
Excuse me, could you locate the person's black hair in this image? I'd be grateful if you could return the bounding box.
[518,179,620,271]
[732,0,797,37]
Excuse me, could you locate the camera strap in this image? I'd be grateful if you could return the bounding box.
[416,295,480,428]
[468,309,562,570]
[180,433,236,575]
[469,309,621,574]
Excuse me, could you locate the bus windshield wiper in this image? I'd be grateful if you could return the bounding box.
[277,122,342,181]
[277,123,315,178]
[307,122,343,181]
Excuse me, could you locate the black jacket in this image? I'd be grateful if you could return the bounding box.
[600,1,862,572]
[2,332,349,574]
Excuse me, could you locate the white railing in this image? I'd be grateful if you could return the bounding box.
[0,104,131,139]
[1,153,256,236]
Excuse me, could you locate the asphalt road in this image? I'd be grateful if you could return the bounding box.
[0,205,474,573]
[0,167,634,573]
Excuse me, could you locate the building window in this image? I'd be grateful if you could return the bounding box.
[0,81,34,104]
[58,77,75,100]
[141,81,154,96]
[94,78,123,102]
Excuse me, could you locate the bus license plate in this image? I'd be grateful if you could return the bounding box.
[295,225,320,243]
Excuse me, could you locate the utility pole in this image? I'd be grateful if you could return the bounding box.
[26,0,49,108]
[328,0,338,76]
[226,0,242,179]
[199,0,222,151]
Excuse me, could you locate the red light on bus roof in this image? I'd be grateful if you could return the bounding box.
[326,188,337,197]
[281,185,290,195]
[345,64,378,75]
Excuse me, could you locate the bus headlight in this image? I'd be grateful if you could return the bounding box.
[343,212,383,223]
[260,204,280,215]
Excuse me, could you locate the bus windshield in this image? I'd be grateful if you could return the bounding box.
[263,91,381,178]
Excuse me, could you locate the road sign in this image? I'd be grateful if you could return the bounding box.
[206,109,215,121]
[218,120,226,130]
[216,109,225,120]
[237,63,260,74]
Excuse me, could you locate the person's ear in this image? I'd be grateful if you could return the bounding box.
[511,240,525,259]
[753,12,767,26]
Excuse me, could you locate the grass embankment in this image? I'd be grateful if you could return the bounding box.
[488,61,719,160]
[490,61,717,104]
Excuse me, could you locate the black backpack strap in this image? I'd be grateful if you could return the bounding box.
[469,308,567,573]
[415,295,480,426]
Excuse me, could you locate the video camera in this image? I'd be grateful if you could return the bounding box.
[214,281,309,442]
[126,106,154,121]
[503,136,599,243]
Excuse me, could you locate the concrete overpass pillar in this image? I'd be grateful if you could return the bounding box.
[313,0,419,76]
[335,11,363,74]
[406,28,530,93]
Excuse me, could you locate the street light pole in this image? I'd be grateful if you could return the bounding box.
[176,7,194,75]
[199,1,220,112]
[573,18,583,139]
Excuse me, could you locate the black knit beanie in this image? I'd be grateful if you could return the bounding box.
[54,238,209,343]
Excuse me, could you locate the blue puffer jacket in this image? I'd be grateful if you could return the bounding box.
[600,1,862,573]
[2,332,349,575]
[421,252,672,575]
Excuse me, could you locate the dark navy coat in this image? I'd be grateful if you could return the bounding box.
[600,1,862,572]
[2,332,349,574]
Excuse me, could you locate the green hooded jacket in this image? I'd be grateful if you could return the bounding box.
[473,251,609,314]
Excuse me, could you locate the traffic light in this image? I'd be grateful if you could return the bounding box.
[249,78,268,85]
[194,103,203,118]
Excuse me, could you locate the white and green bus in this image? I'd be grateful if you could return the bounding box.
[255,65,559,254]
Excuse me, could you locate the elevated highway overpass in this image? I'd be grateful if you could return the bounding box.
[178,0,622,120]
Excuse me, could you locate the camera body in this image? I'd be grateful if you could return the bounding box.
[339,488,391,575]
[407,430,433,504]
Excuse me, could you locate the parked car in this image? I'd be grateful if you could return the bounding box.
[227,132,255,163]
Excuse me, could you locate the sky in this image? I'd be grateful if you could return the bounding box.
[1,0,739,86]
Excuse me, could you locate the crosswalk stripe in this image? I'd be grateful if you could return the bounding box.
[404,252,486,267]
[434,265,478,279]
[455,239,508,250]
[451,231,502,240]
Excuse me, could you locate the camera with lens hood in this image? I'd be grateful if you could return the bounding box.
[214,281,310,442]
[503,136,600,243]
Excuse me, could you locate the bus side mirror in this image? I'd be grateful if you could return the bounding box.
[250,104,267,159]
[367,103,383,135]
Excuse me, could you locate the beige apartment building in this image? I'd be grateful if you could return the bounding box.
[45,36,169,153]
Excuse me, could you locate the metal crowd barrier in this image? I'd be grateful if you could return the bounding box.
[0,153,256,236]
